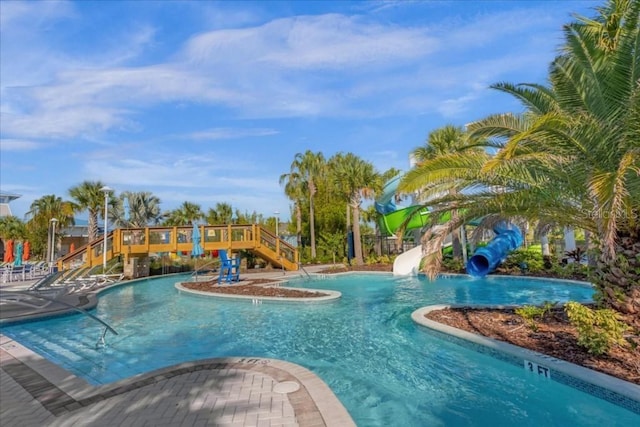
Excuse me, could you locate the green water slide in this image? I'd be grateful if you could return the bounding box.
[375,177,430,236]
[377,205,430,235]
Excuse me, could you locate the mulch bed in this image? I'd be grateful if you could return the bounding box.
[180,279,329,298]
[426,307,640,385]
[317,264,393,274]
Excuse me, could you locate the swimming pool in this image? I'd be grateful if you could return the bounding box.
[2,273,638,426]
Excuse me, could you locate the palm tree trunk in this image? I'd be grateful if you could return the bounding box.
[352,203,364,265]
[309,196,317,259]
[449,189,462,258]
[595,225,640,314]
[296,202,302,249]
[88,210,99,242]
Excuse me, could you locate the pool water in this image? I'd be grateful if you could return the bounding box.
[2,273,638,426]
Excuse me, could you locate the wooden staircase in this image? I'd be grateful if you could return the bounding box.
[58,224,299,272]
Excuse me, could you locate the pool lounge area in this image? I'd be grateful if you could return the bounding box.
[1,270,639,426]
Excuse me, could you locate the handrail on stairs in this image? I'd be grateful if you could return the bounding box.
[191,259,220,281]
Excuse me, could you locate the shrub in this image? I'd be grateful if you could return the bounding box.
[503,247,544,272]
[441,257,465,273]
[515,301,555,331]
[565,302,630,355]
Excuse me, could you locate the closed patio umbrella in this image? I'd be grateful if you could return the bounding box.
[191,222,204,280]
[4,240,13,263]
[123,196,131,222]
[14,241,23,266]
[23,241,30,260]
[70,242,76,253]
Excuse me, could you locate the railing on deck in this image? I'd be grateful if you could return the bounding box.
[58,224,298,270]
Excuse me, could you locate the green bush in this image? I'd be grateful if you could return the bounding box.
[503,247,544,272]
[565,302,630,355]
[515,301,555,331]
[441,257,465,273]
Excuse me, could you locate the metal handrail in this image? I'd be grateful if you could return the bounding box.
[191,259,220,281]
[0,289,118,348]
[298,263,312,279]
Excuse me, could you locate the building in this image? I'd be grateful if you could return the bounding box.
[0,191,21,218]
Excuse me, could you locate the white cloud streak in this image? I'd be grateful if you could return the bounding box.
[1,4,570,142]
[0,139,43,151]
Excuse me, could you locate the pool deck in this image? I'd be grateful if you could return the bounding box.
[1,265,356,427]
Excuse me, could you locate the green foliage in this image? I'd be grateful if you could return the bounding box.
[565,302,630,355]
[365,254,393,265]
[0,216,27,240]
[515,301,555,331]
[441,257,464,273]
[503,247,544,272]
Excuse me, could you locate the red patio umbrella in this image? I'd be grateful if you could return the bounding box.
[3,239,14,263]
[70,242,76,253]
[23,241,30,260]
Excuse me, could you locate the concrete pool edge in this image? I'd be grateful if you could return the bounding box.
[412,305,640,414]
[0,335,355,426]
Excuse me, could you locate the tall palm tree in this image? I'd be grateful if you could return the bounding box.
[403,0,639,311]
[468,0,640,312]
[279,169,305,249]
[163,202,204,226]
[286,150,326,259]
[331,153,379,265]
[68,181,109,242]
[112,191,163,227]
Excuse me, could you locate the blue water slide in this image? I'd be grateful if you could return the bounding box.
[466,223,523,277]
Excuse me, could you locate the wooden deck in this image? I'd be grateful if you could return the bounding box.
[57,224,299,271]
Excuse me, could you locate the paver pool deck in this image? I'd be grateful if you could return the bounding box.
[0,267,356,426]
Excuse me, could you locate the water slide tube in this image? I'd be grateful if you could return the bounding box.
[375,177,429,236]
[375,177,430,276]
[466,223,523,277]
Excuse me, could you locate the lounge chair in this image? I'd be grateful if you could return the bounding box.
[217,250,240,284]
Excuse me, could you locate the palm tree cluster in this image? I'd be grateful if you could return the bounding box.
[280,150,399,265]
[400,0,639,313]
[0,182,274,260]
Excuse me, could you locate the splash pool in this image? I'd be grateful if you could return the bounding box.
[2,273,638,426]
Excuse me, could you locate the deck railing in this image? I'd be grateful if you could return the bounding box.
[58,224,298,270]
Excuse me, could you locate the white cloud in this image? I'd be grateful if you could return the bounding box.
[1,5,568,143]
[0,139,42,151]
[187,128,279,140]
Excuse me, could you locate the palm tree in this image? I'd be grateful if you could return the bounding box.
[205,203,233,225]
[403,0,639,311]
[279,169,305,249]
[113,191,163,227]
[163,202,204,226]
[467,0,640,312]
[68,181,109,242]
[409,125,485,259]
[25,194,75,258]
[331,153,379,265]
[286,150,326,259]
[0,216,27,241]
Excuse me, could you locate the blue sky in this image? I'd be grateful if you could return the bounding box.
[1,0,597,221]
